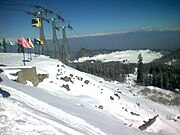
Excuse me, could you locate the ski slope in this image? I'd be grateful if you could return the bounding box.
[74,49,163,63]
[0,53,179,135]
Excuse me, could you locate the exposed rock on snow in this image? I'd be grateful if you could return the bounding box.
[0,77,3,83]
[61,76,73,83]
[84,80,90,84]
[0,69,4,73]
[16,67,40,86]
[62,84,70,91]
[15,67,48,86]
[139,115,158,131]
[98,105,103,109]
[37,74,48,83]
[130,111,140,116]
[0,88,10,98]
[110,96,114,100]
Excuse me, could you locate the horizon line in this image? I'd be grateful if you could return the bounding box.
[1,27,180,42]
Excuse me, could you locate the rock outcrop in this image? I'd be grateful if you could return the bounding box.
[16,67,48,86]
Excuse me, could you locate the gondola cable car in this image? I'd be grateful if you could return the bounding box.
[32,18,41,27]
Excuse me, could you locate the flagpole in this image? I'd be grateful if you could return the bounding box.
[34,38,42,58]
[10,45,12,53]
[35,45,37,58]
[23,48,26,66]
[28,48,30,60]
[30,48,32,60]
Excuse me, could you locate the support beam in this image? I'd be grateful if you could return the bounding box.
[61,26,69,63]
[57,24,72,64]
[51,18,59,58]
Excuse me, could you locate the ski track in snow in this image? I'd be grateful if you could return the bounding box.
[0,85,106,135]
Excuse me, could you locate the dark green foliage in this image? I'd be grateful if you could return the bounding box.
[2,38,7,53]
[154,49,180,66]
[71,61,136,82]
[137,54,144,85]
[138,50,180,91]
[143,62,180,92]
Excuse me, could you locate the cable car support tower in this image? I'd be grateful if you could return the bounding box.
[57,23,73,64]
[48,15,64,59]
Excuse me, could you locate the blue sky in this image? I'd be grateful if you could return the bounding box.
[0,0,180,40]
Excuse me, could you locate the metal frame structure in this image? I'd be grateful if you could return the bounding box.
[57,24,73,63]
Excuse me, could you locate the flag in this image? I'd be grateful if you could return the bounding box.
[22,37,32,48]
[18,39,22,45]
[0,44,4,49]
[34,38,44,45]
[10,41,16,46]
[27,38,34,48]
[34,38,41,45]
[37,38,44,44]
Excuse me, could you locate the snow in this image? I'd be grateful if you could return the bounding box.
[74,49,163,63]
[0,52,179,135]
[165,59,177,65]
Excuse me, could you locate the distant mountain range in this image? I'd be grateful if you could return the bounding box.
[46,29,180,56]
[67,29,178,53]
[2,29,179,57]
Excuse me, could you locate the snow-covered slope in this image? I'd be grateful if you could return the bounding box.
[0,53,179,135]
[74,49,163,63]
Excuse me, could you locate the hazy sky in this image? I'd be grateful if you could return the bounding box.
[0,0,180,40]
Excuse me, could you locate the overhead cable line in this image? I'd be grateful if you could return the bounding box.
[0,0,34,7]
[0,3,33,7]
[0,6,26,12]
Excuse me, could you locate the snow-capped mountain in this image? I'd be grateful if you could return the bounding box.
[0,53,179,135]
[74,49,163,63]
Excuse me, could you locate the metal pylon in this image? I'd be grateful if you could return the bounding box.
[51,18,59,58]
[57,24,72,64]
[61,26,70,63]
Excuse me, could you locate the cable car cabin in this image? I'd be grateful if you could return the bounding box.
[32,18,41,27]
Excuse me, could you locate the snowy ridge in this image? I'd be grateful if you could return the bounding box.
[74,49,163,63]
[0,53,179,135]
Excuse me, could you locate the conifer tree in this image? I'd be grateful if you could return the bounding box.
[137,54,144,85]
[2,38,7,53]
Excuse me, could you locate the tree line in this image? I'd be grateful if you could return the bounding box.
[137,51,180,93]
[71,61,136,82]
[71,61,137,82]
[140,62,180,92]
[71,53,180,93]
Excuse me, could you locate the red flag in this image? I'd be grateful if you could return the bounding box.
[18,39,22,45]
[22,37,32,48]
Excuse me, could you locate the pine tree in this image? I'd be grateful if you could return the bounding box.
[137,54,144,85]
[2,38,7,53]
